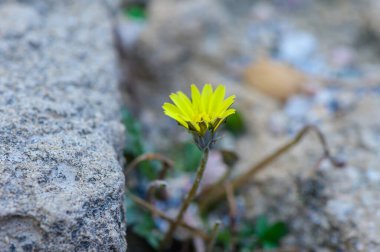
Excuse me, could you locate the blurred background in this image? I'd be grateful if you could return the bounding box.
[117,0,380,251]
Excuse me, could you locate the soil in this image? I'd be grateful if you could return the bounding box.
[119,0,380,250]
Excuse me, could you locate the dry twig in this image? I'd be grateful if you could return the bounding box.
[198,125,345,211]
[206,221,221,252]
[127,192,210,241]
[225,182,238,252]
[124,153,174,177]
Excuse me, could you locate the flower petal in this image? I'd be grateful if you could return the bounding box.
[214,109,235,130]
[191,84,202,112]
[216,95,235,116]
[201,84,213,113]
[209,85,225,117]
[169,93,192,119]
[177,91,194,116]
[163,83,235,136]
[163,111,188,128]
[162,102,181,115]
[221,108,236,118]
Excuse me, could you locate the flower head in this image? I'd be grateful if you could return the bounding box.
[163,84,236,144]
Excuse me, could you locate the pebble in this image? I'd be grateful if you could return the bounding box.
[269,87,357,135]
[278,31,317,65]
[284,96,311,118]
[366,169,380,184]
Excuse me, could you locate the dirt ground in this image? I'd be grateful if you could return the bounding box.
[119,0,380,250]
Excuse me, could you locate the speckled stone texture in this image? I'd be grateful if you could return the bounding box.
[0,0,126,251]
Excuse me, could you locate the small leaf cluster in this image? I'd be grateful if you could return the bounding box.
[123,4,147,21]
[122,108,158,179]
[217,215,288,251]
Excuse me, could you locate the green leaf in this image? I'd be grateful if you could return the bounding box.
[225,111,246,136]
[121,108,145,157]
[216,228,232,248]
[133,216,162,249]
[124,196,145,225]
[241,248,252,252]
[173,141,202,173]
[125,196,162,249]
[254,215,269,238]
[257,221,288,248]
[263,241,278,250]
[146,232,162,249]
[183,142,202,172]
[123,5,147,21]
[239,222,255,238]
[121,108,159,180]
[140,160,160,180]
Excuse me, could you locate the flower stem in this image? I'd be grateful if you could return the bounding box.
[206,220,221,252]
[159,148,210,250]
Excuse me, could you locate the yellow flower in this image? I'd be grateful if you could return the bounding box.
[162,84,236,136]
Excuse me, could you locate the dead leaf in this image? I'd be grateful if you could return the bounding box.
[244,58,307,101]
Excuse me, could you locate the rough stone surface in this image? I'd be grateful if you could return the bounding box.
[0,0,126,251]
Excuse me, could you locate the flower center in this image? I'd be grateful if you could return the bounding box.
[193,112,212,123]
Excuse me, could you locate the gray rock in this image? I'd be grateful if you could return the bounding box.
[0,0,126,251]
